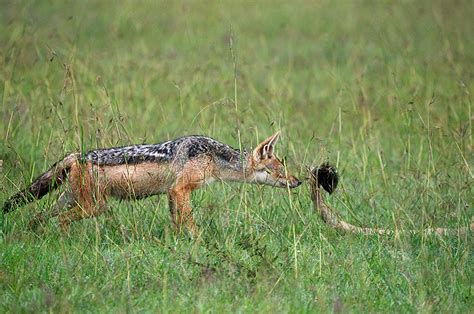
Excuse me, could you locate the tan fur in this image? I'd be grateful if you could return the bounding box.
[55,157,218,234]
[58,162,107,231]
[16,132,301,235]
[169,156,216,233]
[102,162,176,198]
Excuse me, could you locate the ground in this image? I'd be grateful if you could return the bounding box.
[0,0,473,312]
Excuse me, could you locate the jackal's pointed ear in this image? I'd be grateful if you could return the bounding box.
[253,131,280,161]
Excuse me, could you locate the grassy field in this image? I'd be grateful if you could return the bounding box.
[1,0,473,312]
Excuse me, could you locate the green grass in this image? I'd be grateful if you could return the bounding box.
[1,0,473,312]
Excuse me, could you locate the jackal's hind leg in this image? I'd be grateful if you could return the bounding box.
[57,191,108,232]
[29,191,75,230]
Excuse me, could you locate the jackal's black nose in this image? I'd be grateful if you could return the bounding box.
[290,178,302,188]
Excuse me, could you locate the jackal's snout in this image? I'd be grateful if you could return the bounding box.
[288,176,302,189]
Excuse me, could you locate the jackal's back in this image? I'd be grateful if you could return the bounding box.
[84,135,242,168]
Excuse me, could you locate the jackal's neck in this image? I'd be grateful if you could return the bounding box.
[215,150,253,183]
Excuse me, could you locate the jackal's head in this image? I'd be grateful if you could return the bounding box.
[247,132,301,189]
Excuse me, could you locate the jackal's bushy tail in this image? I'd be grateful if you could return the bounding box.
[3,153,79,214]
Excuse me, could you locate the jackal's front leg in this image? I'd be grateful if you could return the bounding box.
[168,187,196,235]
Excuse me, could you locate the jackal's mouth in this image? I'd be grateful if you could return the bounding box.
[279,177,302,189]
[288,178,302,189]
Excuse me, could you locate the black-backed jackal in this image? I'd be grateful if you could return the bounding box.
[3,132,301,234]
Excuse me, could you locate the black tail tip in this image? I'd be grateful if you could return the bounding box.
[2,194,23,214]
[3,201,13,214]
[312,163,339,194]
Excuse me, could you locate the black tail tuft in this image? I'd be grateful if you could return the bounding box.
[3,199,13,214]
[312,163,339,194]
[2,153,77,214]
[3,171,66,214]
[3,192,34,214]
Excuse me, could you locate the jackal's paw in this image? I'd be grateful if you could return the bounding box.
[28,213,47,232]
[58,218,71,235]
